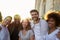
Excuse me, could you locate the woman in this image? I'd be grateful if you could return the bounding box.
[18,19,34,40]
[0,16,12,40]
[46,12,60,40]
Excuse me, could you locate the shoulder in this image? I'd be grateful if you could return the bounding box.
[19,30,22,34]
[28,30,34,36]
[40,19,48,29]
[30,20,33,24]
[18,30,22,36]
[30,21,34,27]
[28,30,33,33]
[40,19,47,22]
[40,19,48,24]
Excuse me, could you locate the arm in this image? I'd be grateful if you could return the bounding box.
[41,20,48,35]
[56,31,60,39]
[40,20,48,39]
[29,30,35,40]
[30,35,35,40]
[19,37,21,40]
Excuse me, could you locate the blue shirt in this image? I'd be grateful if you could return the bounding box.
[0,24,10,40]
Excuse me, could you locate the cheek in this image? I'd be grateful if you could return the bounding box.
[22,23,27,26]
[5,21,8,24]
[32,15,39,18]
[7,21,11,24]
[48,22,55,27]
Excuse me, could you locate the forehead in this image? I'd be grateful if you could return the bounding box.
[48,18,55,20]
[30,12,38,14]
[5,17,11,21]
[22,20,28,23]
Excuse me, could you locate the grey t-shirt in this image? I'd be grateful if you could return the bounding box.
[18,30,34,40]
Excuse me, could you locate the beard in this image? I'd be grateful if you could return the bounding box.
[32,17,39,21]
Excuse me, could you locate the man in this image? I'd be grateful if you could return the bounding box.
[30,9,48,40]
[8,14,22,40]
[0,16,12,40]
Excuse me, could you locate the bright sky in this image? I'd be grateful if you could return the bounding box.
[0,0,35,20]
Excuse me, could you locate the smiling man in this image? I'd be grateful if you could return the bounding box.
[30,9,48,40]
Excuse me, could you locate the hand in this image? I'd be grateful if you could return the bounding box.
[56,31,60,39]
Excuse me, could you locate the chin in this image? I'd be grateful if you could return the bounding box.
[33,18,37,21]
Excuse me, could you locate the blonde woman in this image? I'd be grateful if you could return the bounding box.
[18,19,34,40]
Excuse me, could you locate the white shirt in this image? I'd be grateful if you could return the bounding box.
[0,24,10,40]
[46,29,60,40]
[30,19,48,40]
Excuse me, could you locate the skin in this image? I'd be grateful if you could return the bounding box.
[48,18,56,34]
[48,18,60,39]
[14,18,20,24]
[56,31,60,39]
[0,17,12,32]
[30,12,40,24]
[19,19,34,40]
[2,17,12,27]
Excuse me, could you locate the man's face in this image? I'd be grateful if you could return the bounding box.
[30,12,39,21]
[4,17,12,25]
[14,18,20,24]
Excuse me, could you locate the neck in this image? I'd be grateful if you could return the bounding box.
[23,28,26,30]
[48,27,56,34]
[34,18,40,24]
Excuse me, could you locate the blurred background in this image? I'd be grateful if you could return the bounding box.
[0,0,60,21]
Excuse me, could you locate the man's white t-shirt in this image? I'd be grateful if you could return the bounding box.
[30,19,48,40]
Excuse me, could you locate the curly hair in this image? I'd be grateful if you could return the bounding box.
[47,12,60,26]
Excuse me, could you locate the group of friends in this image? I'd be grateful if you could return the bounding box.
[0,9,60,40]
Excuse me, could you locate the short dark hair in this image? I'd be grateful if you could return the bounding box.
[47,12,60,26]
[30,9,39,14]
[4,16,12,20]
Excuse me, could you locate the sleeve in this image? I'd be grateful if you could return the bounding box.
[41,20,48,35]
[29,30,34,37]
[40,20,48,40]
